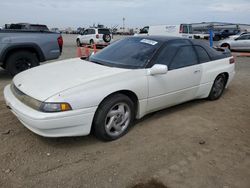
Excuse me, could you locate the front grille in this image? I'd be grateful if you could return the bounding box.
[11,83,42,111]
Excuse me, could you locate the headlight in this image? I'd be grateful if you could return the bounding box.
[40,102,72,113]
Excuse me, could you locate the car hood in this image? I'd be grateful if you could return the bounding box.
[13,58,129,101]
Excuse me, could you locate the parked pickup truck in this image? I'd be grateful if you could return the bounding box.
[0,30,63,75]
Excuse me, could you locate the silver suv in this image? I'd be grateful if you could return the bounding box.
[76,28,112,47]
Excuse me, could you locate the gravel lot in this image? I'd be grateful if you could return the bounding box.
[0,34,250,188]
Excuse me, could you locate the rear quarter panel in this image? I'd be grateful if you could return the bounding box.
[196,57,235,98]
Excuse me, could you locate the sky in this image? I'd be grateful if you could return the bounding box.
[0,0,250,29]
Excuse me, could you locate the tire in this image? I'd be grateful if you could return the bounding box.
[76,39,81,47]
[103,34,111,43]
[208,74,227,100]
[214,35,220,41]
[93,94,135,141]
[6,51,39,76]
[89,39,94,48]
[221,43,231,50]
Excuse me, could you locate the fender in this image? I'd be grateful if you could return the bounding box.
[0,43,46,63]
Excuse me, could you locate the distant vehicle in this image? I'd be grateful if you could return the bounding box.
[213,29,240,41]
[4,36,235,141]
[135,26,149,36]
[6,23,49,31]
[0,26,2,30]
[0,29,63,75]
[229,31,250,39]
[50,28,60,33]
[219,34,250,51]
[76,28,112,47]
[136,24,194,39]
[193,31,210,39]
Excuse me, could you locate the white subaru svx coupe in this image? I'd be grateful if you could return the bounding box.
[4,36,235,141]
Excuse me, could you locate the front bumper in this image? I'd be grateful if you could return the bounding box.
[4,85,97,137]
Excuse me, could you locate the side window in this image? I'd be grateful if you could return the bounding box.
[169,46,198,70]
[237,35,249,40]
[83,30,88,35]
[153,40,191,67]
[194,46,210,63]
[154,45,178,66]
[91,29,96,34]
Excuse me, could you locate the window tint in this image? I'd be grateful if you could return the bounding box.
[237,35,250,40]
[98,29,110,34]
[194,46,210,63]
[90,37,161,69]
[154,39,192,67]
[83,30,88,35]
[169,46,198,70]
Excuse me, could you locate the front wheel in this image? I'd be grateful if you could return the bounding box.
[93,94,135,141]
[208,74,227,100]
[76,39,81,47]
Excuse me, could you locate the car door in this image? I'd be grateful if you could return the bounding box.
[232,35,250,50]
[147,41,202,113]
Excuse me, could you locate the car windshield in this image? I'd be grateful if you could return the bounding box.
[98,29,110,34]
[89,37,161,69]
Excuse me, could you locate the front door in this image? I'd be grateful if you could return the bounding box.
[147,44,202,113]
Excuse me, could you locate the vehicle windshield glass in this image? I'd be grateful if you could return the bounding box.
[98,29,110,34]
[89,37,161,69]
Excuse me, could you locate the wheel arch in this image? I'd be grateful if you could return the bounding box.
[91,89,139,134]
[220,43,231,49]
[98,90,139,115]
[1,44,44,68]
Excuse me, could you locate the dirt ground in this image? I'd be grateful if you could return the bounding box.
[0,35,249,188]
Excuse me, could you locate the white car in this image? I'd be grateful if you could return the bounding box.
[76,28,112,47]
[4,36,235,141]
[219,34,250,51]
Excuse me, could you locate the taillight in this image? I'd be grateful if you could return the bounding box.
[96,34,99,39]
[57,36,63,53]
[179,25,183,33]
[229,58,235,64]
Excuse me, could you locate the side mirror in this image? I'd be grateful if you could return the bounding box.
[149,64,168,75]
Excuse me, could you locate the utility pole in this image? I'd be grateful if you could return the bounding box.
[123,17,125,34]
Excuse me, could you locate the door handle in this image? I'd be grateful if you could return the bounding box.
[194,70,201,74]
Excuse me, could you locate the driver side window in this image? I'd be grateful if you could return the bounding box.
[169,46,198,70]
[83,30,88,35]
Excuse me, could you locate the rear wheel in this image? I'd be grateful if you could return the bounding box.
[214,35,221,41]
[89,39,94,48]
[6,51,39,76]
[208,74,227,100]
[76,39,81,47]
[93,94,135,141]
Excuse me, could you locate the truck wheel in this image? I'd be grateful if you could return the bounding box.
[214,35,220,41]
[93,94,135,141]
[6,51,39,76]
[89,39,94,48]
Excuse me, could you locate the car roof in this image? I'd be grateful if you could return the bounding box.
[133,35,181,42]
